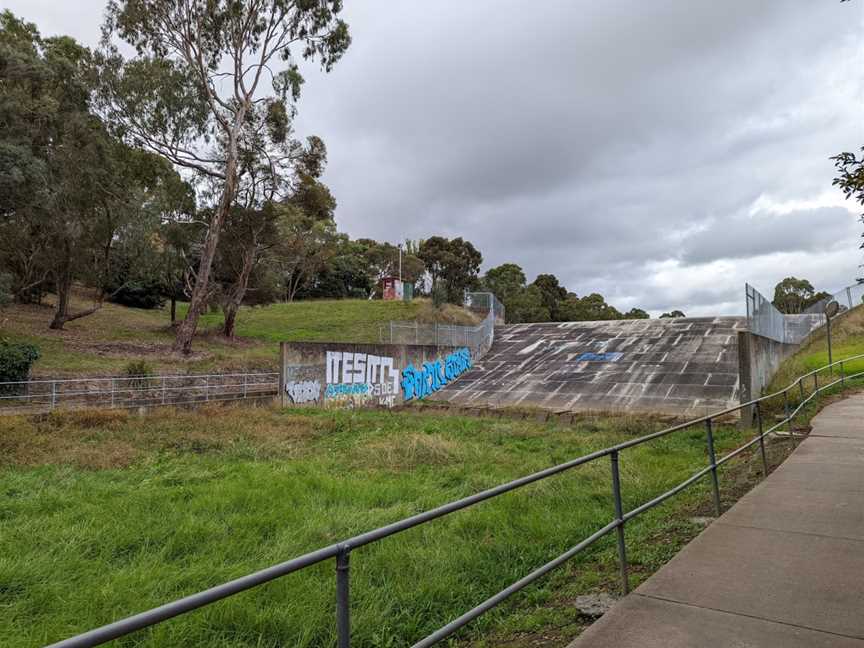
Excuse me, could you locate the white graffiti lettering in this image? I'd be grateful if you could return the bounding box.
[285,380,321,404]
[326,351,399,394]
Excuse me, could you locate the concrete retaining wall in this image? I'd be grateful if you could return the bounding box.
[737,331,800,420]
[279,342,471,409]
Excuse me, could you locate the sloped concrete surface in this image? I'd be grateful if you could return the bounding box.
[433,317,746,416]
[568,394,864,648]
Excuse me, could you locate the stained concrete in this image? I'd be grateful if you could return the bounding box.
[432,317,747,416]
[568,394,864,647]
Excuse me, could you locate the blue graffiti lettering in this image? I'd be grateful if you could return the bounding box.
[576,352,623,362]
[325,383,370,398]
[402,348,472,401]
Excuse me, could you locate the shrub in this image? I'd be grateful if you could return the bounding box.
[0,340,40,389]
[124,360,154,378]
[108,279,165,310]
[124,360,155,391]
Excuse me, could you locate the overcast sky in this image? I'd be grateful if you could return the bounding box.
[8,0,864,316]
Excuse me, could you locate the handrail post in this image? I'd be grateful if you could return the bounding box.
[336,546,351,648]
[705,419,721,517]
[755,402,768,477]
[609,450,629,594]
[814,373,818,392]
[841,361,846,386]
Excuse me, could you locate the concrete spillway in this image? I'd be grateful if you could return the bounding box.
[433,317,748,417]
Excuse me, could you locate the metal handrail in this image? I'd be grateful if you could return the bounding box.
[46,354,864,648]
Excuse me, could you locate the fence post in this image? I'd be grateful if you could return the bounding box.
[162,377,166,405]
[111,378,116,409]
[205,376,210,402]
[705,419,722,517]
[841,361,846,386]
[243,374,248,399]
[51,381,57,410]
[336,546,351,648]
[755,402,768,477]
[609,450,629,595]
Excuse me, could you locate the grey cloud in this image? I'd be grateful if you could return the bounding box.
[7,0,862,315]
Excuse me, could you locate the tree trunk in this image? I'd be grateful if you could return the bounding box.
[170,297,177,324]
[173,144,240,355]
[49,274,71,330]
[221,248,256,339]
[49,241,73,330]
[223,304,239,339]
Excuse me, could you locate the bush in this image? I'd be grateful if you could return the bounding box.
[0,340,40,388]
[108,279,165,310]
[124,360,154,378]
[124,360,155,391]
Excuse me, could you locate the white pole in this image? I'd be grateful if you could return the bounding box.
[398,244,402,282]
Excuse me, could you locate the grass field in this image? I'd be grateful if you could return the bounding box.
[0,403,786,648]
[0,295,476,378]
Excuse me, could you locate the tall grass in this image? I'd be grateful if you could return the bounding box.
[0,405,754,647]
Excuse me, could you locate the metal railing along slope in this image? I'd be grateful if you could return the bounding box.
[0,372,279,415]
[46,354,864,648]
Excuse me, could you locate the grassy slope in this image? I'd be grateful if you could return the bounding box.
[0,404,771,648]
[766,305,864,394]
[0,296,477,378]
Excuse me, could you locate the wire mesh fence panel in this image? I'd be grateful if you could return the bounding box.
[746,283,825,344]
[804,281,864,315]
[0,372,279,415]
[380,292,503,355]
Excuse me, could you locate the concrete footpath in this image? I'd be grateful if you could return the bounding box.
[569,394,864,648]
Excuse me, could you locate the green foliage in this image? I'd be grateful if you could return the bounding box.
[124,360,153,377]
[624,308,650,320]
[531,273,568,319]
[660,310,686,319]
[107,279,166,310]
[484,263,527,304]
[559,293,624,322]
[0,339,39,384]
[771,277,828,314]
[418,236,482,304]
[507,284,551,323]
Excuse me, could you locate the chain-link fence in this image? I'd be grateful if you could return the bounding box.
[379,292,504,355]
[804,281,864,315]
[745,283,824,344]
[0,372,279,415]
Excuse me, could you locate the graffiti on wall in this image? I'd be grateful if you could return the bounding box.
[402,348,472,401]
[325,351,400,406]
[577,352,623,362]
[285,380,321,405]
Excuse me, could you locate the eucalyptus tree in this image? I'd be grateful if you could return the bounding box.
[98,0,351,353]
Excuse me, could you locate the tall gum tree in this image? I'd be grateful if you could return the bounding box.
[98,0,350,353]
